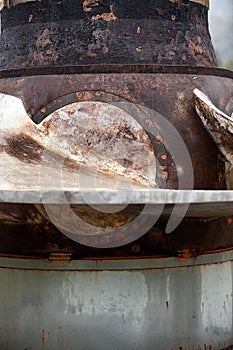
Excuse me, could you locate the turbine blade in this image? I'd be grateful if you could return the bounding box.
[193,88,233,164]
[0,93,33,131]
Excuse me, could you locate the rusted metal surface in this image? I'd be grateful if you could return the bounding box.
[0,67,231,190]
[0,1,232,348]
[0,0,217,69]
[0,66,232,256]
[1,201,233,256]
[0,0,232,256]
[0,0,210,10]
[0,252,232,349]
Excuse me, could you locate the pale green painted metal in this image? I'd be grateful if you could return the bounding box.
[0,252,232,349]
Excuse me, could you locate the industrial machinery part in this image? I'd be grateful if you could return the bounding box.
[0,0,232,348]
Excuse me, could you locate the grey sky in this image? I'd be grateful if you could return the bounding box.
[209,0,233,64]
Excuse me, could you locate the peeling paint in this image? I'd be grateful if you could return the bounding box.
[201,262,233,335]
[91,11,116,22]
[83,0,99,12]
[62,271,148,329]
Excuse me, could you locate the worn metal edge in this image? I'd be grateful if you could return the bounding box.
[0,189,233,204]
[0,249,233,270]
[0,65,232,79]
[190,0,209,8]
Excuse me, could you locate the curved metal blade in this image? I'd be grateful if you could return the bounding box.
[0,93,157,187]
[193,88,233,164]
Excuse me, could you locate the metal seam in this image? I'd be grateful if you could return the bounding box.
[0,65,232,80]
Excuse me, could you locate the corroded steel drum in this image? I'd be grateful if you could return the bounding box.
[0,0,233,349]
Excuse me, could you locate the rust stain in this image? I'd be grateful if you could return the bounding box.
[76,91,83,100]
[86,50,97,58]
[41,329,51,350]
[33,28,58,64]
[132,244,141,253]
[41,329,45,350]
[102,46,109,54]
[177,249,197,260]
[202,302,204,313]
[83,91,93,100]
[36,29,52,49]
[155,135,163,143]
[90,4,116,22]
[5,134,44,164]
[189,40,203,55]
[83,0,99,12]
[227,217,232,225]
[49,253,71,262]
[28,210,36,219]
[218,171,223,183]
[161,172,168,180]
[91,11,116,22]
[95,91,102,97]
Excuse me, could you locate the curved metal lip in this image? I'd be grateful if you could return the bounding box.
[0,188,233,205]
[1,189,233,219]
[0,248,232,271]
[0,65,232,80]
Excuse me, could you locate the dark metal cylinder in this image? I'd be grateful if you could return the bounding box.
[0,0,217,69]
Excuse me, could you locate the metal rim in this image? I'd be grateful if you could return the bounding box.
[0,65,232,80]
[0,249,233,270]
